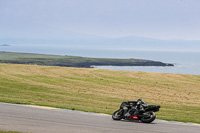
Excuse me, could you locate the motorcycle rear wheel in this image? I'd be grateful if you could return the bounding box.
[112,109,124,120]
[140,111,156,123]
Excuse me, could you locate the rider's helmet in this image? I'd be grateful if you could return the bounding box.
[137,98,143,102]
[137,99,143,105]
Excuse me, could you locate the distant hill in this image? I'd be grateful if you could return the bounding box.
[0,44,10,46]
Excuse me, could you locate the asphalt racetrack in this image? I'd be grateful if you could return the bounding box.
[0,102,199,133]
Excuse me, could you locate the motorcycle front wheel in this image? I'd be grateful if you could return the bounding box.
[112,109,124,120]
[140,111,156,123]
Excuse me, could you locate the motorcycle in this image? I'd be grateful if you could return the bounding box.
[112,100,160,123]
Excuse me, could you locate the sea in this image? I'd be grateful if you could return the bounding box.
[1,44,200,75]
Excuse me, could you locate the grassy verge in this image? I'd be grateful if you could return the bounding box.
[0,63,199,123]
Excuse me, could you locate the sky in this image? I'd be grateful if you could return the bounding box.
[1,0,200,40]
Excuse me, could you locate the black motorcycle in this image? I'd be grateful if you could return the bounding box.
[112,100,160,123]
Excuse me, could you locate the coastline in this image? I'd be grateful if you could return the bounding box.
[0,51,174,68]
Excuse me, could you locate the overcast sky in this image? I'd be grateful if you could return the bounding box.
[1,0,200,40]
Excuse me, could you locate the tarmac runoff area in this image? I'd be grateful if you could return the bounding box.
[0,102,199,133]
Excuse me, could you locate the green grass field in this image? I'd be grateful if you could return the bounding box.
[0,63,200,123]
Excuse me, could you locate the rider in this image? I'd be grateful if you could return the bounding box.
[124,98,146,117]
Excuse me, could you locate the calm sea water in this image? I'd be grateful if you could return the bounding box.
[1,44,200,75]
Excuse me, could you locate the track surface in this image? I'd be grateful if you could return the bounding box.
[0,102,199,133]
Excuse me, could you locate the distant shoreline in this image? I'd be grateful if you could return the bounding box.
[0,44,10,46]
[0,51,174,68]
